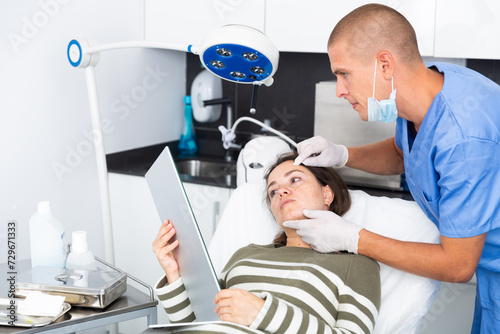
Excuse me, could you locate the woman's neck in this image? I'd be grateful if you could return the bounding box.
[286,236,312,249]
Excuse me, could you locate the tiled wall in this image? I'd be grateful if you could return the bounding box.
[467,59,500,84]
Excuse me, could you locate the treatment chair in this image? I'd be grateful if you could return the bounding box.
[208,137,441,334]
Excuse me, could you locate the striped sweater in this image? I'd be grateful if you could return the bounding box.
[155,244,381,333]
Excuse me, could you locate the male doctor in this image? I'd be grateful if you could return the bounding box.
[287,4,500,333]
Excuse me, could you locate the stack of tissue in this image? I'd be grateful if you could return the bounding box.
[17,291,65,317]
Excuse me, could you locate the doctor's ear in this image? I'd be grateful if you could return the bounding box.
[377,51,395,80]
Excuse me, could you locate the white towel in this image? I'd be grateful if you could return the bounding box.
[17,291,65,317]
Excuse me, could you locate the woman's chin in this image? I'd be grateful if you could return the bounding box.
[284,213,306,222]
[278,214,306,231]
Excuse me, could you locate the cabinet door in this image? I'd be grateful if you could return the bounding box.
[108,173,171,326]
[265,0,358,53]
[434,0,500,59]
[396,1,435,57]
[420,281,475,333]
[183,182,232,246]
[145,0,265,46]
[265,0,435,56]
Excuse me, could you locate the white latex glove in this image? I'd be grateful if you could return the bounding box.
[283,209,363,254]
[294,136,348,167]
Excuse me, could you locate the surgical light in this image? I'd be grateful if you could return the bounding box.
[196,25,278,87]
[67,25,279,264]
[68,24,278,86]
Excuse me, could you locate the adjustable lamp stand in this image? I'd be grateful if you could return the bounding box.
[67,25,279,264]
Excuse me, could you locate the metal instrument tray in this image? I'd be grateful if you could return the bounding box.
[0,298,71,327]
[15,265,127,309]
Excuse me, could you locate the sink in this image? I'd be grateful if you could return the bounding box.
[175,159,237,187]
[176,159,237,177]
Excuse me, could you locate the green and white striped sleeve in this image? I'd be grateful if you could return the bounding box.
[154,276,196,323]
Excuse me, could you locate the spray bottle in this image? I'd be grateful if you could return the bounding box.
[178,95,198,154]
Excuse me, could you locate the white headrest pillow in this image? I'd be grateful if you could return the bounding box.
[236,137,292,186]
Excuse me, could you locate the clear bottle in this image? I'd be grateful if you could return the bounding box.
[66,231,97,271]
[29,201,67,268]
[178,95,198,154]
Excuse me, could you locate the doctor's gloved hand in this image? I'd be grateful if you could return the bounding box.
[284,210,363,254]
[294,136,348,167]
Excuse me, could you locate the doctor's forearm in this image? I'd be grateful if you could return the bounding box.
[357,229,484,283]
[346,137,404,175]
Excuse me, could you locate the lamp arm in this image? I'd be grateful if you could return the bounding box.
[84,66,115,264]
[85,40,198,55]
[67,39,200,69]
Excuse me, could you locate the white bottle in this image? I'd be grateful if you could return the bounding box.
[29,201,67,268]
[66,231,97,270]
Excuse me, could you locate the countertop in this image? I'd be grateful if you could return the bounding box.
[107,142,413,199]
[107,142,186,177]
[106,142,237,189]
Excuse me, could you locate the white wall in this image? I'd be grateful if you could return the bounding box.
[0,0,185,263]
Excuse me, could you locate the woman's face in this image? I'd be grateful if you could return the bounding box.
[267,161,334,229]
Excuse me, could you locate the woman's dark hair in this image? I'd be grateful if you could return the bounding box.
[264,151,351,245]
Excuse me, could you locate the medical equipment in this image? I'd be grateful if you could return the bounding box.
[249,84,259,114]
[236,136,293,186]
[218,116,298,150]
[68,25,278,85]
[208,140,441,334]
[15,263,127,309]
[66,24,279,264]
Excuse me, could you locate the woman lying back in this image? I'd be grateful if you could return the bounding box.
[152,152,381,333]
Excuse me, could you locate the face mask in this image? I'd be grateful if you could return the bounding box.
[367,59,398,123]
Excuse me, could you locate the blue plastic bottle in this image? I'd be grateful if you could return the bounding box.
[178,96,198,154]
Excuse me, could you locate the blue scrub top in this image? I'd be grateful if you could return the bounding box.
[395,62,500,275]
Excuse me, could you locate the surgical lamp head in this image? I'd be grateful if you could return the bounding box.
[67,24,279,87]
[194,25,279,87]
